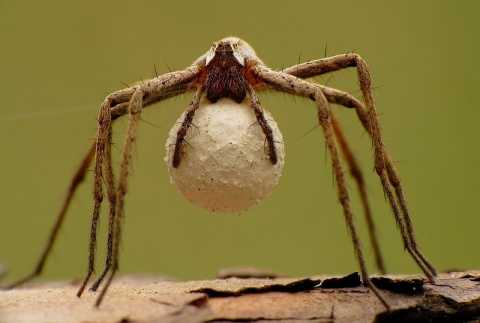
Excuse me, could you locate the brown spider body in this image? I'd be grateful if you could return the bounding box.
[8,37,436,310]
[174,39,277,167]
[204,41,248,103]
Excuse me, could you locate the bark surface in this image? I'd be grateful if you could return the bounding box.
[1,271,479,323]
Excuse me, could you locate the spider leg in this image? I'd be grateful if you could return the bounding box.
[256,68,390,309]
[87,71,200,305]
[354,57,437,281]
[330,113,386,274]
[285,55,437,283]
[291,78,385,273]
[5,141,95,289]
[77,97,115,297]
[316,91,391,309]
[93,88,144,306]
[383,153,437,277]
[4,68,200,293]
[76,71,201,301]
[85,114,118,294]
[109,68,200,120]
[2,67,200,305]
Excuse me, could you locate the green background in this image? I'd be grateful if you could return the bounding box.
[1,1,478,285]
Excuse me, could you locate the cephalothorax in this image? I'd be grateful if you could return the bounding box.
[204,39,249,103]
[8,37,437,309]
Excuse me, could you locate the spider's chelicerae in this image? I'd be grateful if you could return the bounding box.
[9,37,437,309]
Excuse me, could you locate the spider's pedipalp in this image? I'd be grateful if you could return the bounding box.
[248,85,278,165]
[172,86,204,168]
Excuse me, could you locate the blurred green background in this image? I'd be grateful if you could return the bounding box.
[1,1,479,285]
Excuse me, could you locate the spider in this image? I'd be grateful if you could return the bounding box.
[8,37,436,309]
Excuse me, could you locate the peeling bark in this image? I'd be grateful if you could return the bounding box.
[1,271,479,323]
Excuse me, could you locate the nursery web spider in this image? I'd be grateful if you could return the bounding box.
[8,37,437,309]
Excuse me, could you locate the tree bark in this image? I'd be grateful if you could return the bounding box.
[1,271,479,323]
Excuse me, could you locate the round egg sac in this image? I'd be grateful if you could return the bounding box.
[165,98,285,213]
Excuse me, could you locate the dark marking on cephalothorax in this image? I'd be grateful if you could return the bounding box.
[205,42,248,103]
[205,66,247,103]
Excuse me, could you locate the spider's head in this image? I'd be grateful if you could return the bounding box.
[205,37,257,67]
